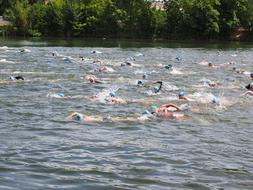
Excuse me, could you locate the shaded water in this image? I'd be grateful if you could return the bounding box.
[0,38,253,190]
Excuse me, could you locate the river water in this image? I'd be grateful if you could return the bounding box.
[0,38,252,190]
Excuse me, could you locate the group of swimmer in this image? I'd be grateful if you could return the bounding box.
[1,47,253,124]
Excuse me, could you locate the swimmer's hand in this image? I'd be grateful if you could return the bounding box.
[66,112,81,120]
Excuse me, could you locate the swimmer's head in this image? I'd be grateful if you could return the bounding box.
[165,64,172,69]
[142,73,148,79]
[154,86,159,93]
[250,83,253,88]
[73,113,83,121]
[212,96,218,104]
[9,76,15,80]
[208,62,213,67]
[137,80,144,85]
[178,91,185,97]
[245,84,251,90]
[109,92,116,97]
[142,110,151,115]
[150,105,157,112]
[58,93,65,97]
[232,67,236,71]
[125,61,132,66]
[250,72,253,78]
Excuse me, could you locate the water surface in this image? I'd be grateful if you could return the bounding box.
[0,39,252,190]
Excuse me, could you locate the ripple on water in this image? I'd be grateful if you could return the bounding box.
[0,44,253,190]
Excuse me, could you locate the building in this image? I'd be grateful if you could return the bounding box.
[0,16,12,36]
[0,16,11,27]
[148,0,166,10]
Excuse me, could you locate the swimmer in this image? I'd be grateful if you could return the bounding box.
[121,61,133,66]
[90,50,102,54]
[240,91,253,96]
[9,76,24,80]
[245,83,253,91]
[142,73,148,79]
[67,112,103,122]
[67,111,150,123]
[103,92,127,104]
[93,60,102,64]
[137,80,144,86]
[208,62,219,68]
[47,92,70,99]
[241,83,253,96]
[105,96,127,104]
[201,79,219,87]
[150,103,189,120]
[178,91,191,101]
[165,64,173,70]
[20,48,31,53]
[84,75,103,83]
[153,81,163,93]
[232,67,248,75]
[95,66,114,73]
[79,56,84,61]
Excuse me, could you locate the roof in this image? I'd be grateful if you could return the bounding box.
[0,20,11,27]
[0,16,11,27]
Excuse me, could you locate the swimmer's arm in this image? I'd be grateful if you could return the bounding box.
[160,103,181,111]
[173,114,191,121]
[66,112,81,120]
[110,117,137,122]
[240,91,253,96]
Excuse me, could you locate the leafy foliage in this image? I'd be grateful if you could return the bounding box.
[1,0,253,39]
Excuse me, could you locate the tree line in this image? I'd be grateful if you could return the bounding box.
[1,0,253,40]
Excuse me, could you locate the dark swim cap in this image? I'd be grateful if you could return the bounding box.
[165,64,172,69]
[137,80,144,85]
[142,73,148,79]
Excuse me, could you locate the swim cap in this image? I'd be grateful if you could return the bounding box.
[137,80,144,85]
[178,91,185,97]
[150,105,157,111]
[144,90,152,95]
[250,83,253,88]
[73,113,83,121]
[125,61,132,66]
[109,92,116,97]
[208,62,213,66]
[142,110,151,115]
[154,86,159,93]
[165,64,172,69]
[58,93,65,97]
[9,76,15,80]
[142,74,148,79]
[212,96,218,103]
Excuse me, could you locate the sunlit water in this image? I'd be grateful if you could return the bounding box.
[0,38,253,190]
